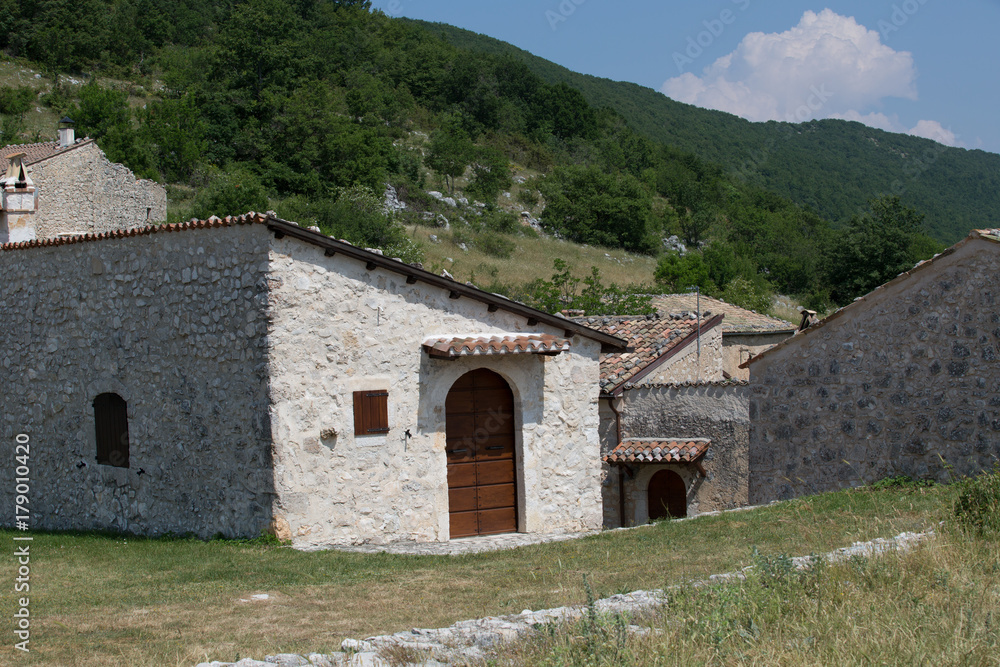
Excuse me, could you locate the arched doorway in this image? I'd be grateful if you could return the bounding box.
[446,369,518,538]
[648,470,687,519]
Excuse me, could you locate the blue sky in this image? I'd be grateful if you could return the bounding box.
[370,0,1000,154]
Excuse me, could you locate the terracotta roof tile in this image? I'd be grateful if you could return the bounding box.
[647,294,795,334]
[604,439,710,464]
[423,334,571,358]
[571,315,699,393]
[0,213,267,252]
[0,139,93,166]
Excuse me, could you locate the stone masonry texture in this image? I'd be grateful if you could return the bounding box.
[602,383,749,526]
[0,224,274,537]
[28,142,166,239]
[749,237,1000,504]
[266,236,604,547]
[0,220,606,546]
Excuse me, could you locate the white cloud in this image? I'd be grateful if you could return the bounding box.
[662,9,922,124]
[908,120,958,146]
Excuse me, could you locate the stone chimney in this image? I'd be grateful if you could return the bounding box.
[58,116,75,148]
[1,153,38,244]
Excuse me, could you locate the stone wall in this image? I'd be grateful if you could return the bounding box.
[602,383,749,526]
[749,238,1000,504]
[0,224,274,538]
[723,331,793,381]
[637,325,724,386]
[265,237,605,547]
[29,142,166,238]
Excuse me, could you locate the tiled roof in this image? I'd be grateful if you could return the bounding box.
[0,211,627,350]
[0,139,92,166]
[572,314,721,394]
[0,212,267,251]
[423,334,571,359]
[647,294,795,334]
[604,439,710,465]
[631,379,749,390]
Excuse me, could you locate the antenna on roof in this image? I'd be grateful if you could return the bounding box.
[687,285,701,380]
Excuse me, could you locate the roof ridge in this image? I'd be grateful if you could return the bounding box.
[1,212,628,351]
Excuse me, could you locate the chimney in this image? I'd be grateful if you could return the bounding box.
[798,309,818,332]
[1,153,38,244]
[58,116,75,148]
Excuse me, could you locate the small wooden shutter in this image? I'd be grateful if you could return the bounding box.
[353,390,389,435]
[94,393,130,468]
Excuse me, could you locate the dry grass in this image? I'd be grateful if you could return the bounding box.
[0,486,952,666]
[406,223,658,288]
[498,522,1000,666]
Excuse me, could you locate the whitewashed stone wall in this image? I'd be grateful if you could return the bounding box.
[723,331,793,381]
[749,238,1000,504]
[0,225,274,538]
[27,142,166,239]
[602,384,750,526]
[636,325,724,386]
[265,238,605,547]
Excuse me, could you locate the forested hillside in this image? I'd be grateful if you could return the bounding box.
[416,20,1000,244]
[0,0,963,312]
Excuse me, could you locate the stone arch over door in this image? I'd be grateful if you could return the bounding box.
[446,368,518,538]
[647,469,687,519]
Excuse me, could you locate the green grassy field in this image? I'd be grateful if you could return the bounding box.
[0,485,955,666]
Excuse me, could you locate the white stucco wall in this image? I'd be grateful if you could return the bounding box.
[265,237,605,547]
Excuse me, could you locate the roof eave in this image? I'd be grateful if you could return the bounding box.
[265,217,627,351]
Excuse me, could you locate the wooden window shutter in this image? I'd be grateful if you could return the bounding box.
[94,393,130,468]
[353,390,390,435]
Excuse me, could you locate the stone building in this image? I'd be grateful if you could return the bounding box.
[649,294,796,380]
[746,229,1000,504]
[0,129,166,244]
[0,213,625,548]
[572,314,750,526]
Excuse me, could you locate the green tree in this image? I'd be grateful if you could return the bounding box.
[189,165,269,220]
[425,116,474,194]
[467,146,511,202]
[539,165,655,253]
[824,195,932,304]
[277,186,422,263]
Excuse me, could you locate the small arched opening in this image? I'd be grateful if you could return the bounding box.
[647,469,687,519]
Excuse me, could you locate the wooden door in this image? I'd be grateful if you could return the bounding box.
[446,369,518,538]
[648,470,687,519]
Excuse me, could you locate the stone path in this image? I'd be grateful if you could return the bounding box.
[302,528,606,556]
[196,527,936,667]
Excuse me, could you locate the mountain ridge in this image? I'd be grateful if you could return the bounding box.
[410,19,1000,243]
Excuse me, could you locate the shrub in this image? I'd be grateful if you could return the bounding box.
[474,231,515,259]
[953,465,1000,536]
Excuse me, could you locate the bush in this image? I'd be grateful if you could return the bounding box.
[953,465,1000,536]
[475,231,516,259]
[189,165,270,220]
